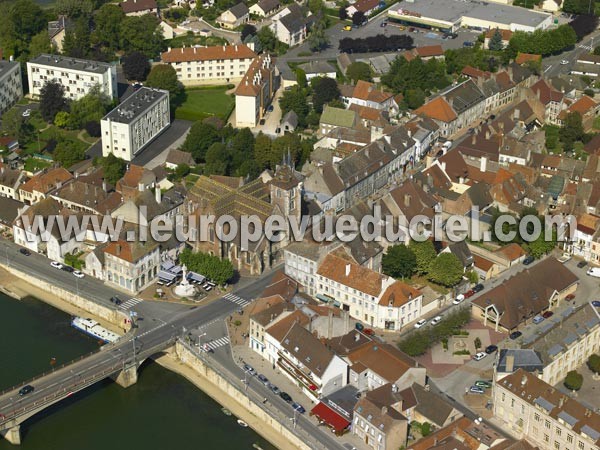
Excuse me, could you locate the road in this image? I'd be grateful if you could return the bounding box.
[543,28,600,78]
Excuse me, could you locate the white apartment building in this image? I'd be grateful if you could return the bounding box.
[494,369,600,450]
[315,254,424,330]
[101,87,170,161]
[235,53,279,128]
[102,239,160,293]
[0,60,23,116]
[161,44,257,86]
[27,54,117,100]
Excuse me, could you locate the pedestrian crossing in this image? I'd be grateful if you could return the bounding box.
[120,297,143,310]
[579,44,593,51]
[203,336,230,351]
[223,293,251,307]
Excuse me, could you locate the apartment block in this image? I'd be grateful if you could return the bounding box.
[235,53,279,128]
[494,369,600,450]
[0,60,23,116]
[161,44,257,86]
[101,87,170,161]
[27,54,117,100]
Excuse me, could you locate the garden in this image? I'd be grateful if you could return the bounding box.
[175,86,235,122]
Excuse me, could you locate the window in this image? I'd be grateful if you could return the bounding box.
[578,442,584,450]
[546,420,551,429]
[544,434,550,443]
[567,435,573,444]
[555,442,560,450]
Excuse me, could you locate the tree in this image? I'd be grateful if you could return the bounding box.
[92,4,124,51]
[474,337,482,350]
[296,68,307,89]
[62,18,92,59]
[56,0,94,18]
[29,30,53,58]
[1,109,31,141]
[421,422,431,437]
[69,87,111,129]
[54,111,71,128]
[254,132,273,169]
[564,370,583,391]
[174,163,191,179]
[279,86,309,126]
[488,28,504,51]
[204,142,229,175]
[181,121,220,162]
[145,64,184,104]
[587,354,600,375]
[311,77,340,113]
[120,14,164,58]
[308,0,324,14]
[428,253,463,287]
[563,0,593,15]
[559,111,586,150]
[346,62,372,83]
[352,11,366,27]
[241,24,256,41]
[382,245,417,279]
[40,81,68,123]
[122,52,151,81]
[179,248,234,285]
[85,121,101,137]
[257,27,278,53]
[595,45,600,55]
[404,88,426,110]
[308,18,328,52]
[99,154,127,184]
[409,240,437,275]
[53,140,86,168]
[339,6,347,20]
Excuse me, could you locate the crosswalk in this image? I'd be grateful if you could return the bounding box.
[579,44,593,51]
[223,293,251,307]
[119,297,143,310]
[203,336,230,351]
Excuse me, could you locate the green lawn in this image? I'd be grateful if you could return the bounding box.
[175,87,235,121]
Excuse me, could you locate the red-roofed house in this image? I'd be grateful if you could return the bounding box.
[557,95,600,131]
[341,80,398,113]
[484,28,512,50]
[529,78,566,125]
[235,53,278,127]
[346,0,379,18]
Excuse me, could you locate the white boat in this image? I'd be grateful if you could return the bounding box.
[237,419,248,427]
[71,317,120,343]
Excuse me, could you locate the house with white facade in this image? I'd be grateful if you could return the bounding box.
[269,4,310,46]
[161,44,256,86]
[340,80,397,113]
[217,3,249,29]
[235,53,279,128]
[0,60,23,116]
[27,54,117,100]
[249,0,280,17]
[101,87,170,161]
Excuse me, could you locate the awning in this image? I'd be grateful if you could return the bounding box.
[158,270,177,282]
[187,271,205,283]
[169,265,183,275]
[311,402,350,433]
[161,261,175,271]
[316,294,330,303]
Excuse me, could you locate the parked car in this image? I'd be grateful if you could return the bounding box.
[279,392,293,403]
[19,385,34,396]
[464,289,475,299]
[343,25,352,31]
[560,59,569,65]
[577,260,588,268]
[566,294,575,301]
[257,374,269,386]
[469,386,485,394]
[485,345,498,354]
[473,352,487,361]
[50,261,63,269]
[532,315,545,324]
[292,402,305,413]
[431,316,442,326]
[61,265,74,273]
[363,328,375,336]
[355,322,364,331]
[453,294,465,305]
[474,380,492,388]
[267,105,274,112]
[243,364,256,376]
[523,256,534,265]
[542,311,554,319]
[73,270,84,279]
[592,300,600,307]
[269,384,281,395]
[19,248,31,256]
[463,41,474,47]
[380,21,387,27]
[509,331,522,340]
[414,319,427,329]
[22,109,31,117]
[558,253,572,263]
[472,284,484,293]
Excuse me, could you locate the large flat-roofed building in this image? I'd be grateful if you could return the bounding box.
[27,54,117,100]
[387,0,552,33]
[0,60,23,117]
[101,87,170,161]
[161,44,257,86]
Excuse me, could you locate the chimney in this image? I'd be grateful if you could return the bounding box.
[354,333,360,342]
[116,244,121,255]
[481,156,487,173]
[472,134,477,145]
[425,155,433,169]
[521,374,527,386]
[328,309,333,339]
[345,263,351,276]
[102,180,108,192]
[513,108,520,120]
[559,396,566,408]
[392,384,398,393]
[485,130,491,140]
[381,406,388,415]
[344,310,350,333]
[506,354,515,372]
[138,182,145,192]
[404,193,411,207]
[168,47,171,52]
[440,161,446,172]
[155,187,162,204]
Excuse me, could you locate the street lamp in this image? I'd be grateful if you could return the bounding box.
[198,332,207,350]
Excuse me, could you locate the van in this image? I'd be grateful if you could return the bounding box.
[587,267,600,278]
[442,141,452,150]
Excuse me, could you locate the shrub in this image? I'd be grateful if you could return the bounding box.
[85,121,102,137]
[564,370,583,391]
[587,354,600,374]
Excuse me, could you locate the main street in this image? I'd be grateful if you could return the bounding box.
[543,28,600,78]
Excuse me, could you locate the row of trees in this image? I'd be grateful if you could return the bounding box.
[382,241,465,287]
[339,34,414,54]
[179,248,234,286]
[398,307,471,356]
[508,25,577,57]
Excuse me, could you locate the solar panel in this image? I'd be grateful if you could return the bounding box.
[534,397,555,413]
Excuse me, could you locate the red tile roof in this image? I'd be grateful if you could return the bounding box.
[162,44,256,63]
[350,0,379,13]
[120,0,157,13]
[515,52,541,65]
[234,53,275,97]
[415,97,457,122]
[415,45,444,58]
[379,281,421,307]
[317,253,384,297]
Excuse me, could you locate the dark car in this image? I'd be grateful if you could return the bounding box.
[542,311,554,319]
[257,374,269,386]
[280,392,293,403]
[19,385,34,396]
[523,256,534,265]
[61,265,74,273]
[267,105,274,112]
[592,300,600,307]
[485,345,498,354]
[19,248,31,256]
[110,296,122,305]
[292,402,306,413]
[463,41,474,47]
[355,323,364,331]
[509,331,522,340]
[259,119,266,125]
[243,364,256,376]
[472,283,484,293]
[577,260,588,268]
[380,21,387,27]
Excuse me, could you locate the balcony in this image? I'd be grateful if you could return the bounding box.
[277,353,320,397]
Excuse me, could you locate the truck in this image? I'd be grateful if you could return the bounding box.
[587,267,600,278]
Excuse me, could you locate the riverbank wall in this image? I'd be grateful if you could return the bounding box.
[154,342,312,450]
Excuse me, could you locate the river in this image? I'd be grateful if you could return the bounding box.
[0,293,275,450]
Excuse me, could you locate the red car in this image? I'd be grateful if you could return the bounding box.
[364,328,375,336]
[464,289,475,299]
[566,294,575,301]
[542,311,554,319]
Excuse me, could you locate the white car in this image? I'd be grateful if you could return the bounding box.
[50,261,63,269]
[22,109,31,117]
[431,315,442,326]
[414,319,427,329]
[473,352,487,361]
[73,270,84,278]
[453,294,465,305]
[560,59,569,65]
